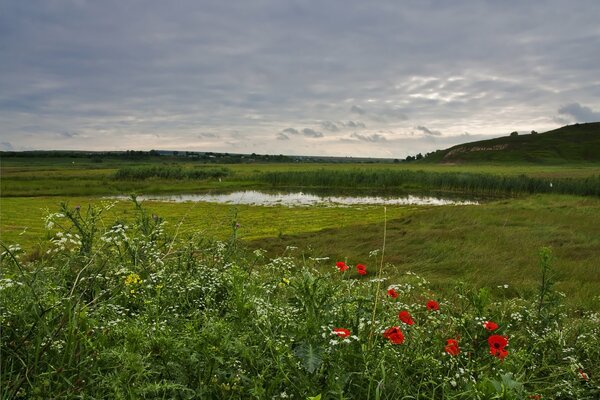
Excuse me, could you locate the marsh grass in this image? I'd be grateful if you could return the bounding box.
[113,165,231,181]
[1,201,599,399]
[260,169,600,197]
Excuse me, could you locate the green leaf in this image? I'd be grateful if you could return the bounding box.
[293,341,323,373]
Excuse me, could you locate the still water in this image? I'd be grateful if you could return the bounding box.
[120,190,479,207]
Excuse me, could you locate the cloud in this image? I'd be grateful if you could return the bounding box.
[320,121,340,132]
[60,131,79,138]
[282,128,300,135]
[302,128,323,138]
[1,1,599,156]
[277,127,323,140]
[415,126,442,136]
[557,103,600,123]
[350,132,387,142]
[198,132,218,138]
[346,120,366,129]
[1,142,14,151]
[320,120,366,131]
[375,108,409,122]
[350,105,366,115]
[276,127,299,140]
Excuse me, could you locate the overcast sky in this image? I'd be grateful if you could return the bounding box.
[1,0,599,157]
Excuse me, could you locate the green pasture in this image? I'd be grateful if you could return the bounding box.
[2,193,600,309]
[2,157,600,308]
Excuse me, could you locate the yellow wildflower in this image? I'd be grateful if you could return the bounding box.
[124,273,142,286]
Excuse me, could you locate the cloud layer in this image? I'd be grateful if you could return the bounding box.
[1,1,600,157]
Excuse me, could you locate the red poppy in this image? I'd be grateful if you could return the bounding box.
[398,310,414,325]
[444,339,460,356]
[579,369,589,381]
[488,334,509,360]
[356,264,367,276]
[490,347,509,360]
[336,261,349,272]
[528,395,542,400]
[383,326,404,344]
[332,328,351,338]
[426,300,439,311]
[387,288,399,298]
[483,321,499,331]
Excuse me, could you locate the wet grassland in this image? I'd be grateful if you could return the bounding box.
[2,156,600,398]
[2,157,600,309]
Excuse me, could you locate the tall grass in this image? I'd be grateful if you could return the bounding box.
[114,165,230,180]
[1,201,599,398]
[259,169,600,196]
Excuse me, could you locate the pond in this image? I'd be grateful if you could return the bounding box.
[117,190,479,207]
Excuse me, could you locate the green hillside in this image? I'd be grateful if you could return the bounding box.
[424,122,600,163]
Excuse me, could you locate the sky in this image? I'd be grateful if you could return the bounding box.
[1,0,600,158]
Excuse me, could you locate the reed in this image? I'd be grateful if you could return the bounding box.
[259,169,600,196]
[113,165,231,180]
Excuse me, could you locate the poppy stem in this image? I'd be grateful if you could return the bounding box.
[368,206,387,347]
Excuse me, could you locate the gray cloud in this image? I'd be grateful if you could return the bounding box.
[320,120,366,131]
[350,105,366,115]
[320,121,340,132]
[350,132,387,142]
[198,132,219,138]
[1,142,14,151]
[416,126,442,136]
[346,120,366,129]
[302,128,323,138]
[558,103,600,123]
[277,127,323,140]
[1,1,600,157]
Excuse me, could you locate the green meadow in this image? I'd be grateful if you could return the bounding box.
[2,157,600,309]
[2,155,600,398]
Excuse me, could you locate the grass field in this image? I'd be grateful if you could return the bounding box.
[2,157,600,309]
[2,157,600,308]
[2,156,600,398]
[2,194,599,398]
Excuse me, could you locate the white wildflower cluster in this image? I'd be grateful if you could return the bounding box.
[1,244,23,259]
[100,200,117,211]
[389,282,416,294]
[100,223,129,245]
[266,256,296,273]
[47,232,82,254]
[213,241,227,261]
[0,278,24,290]
[368,249,381,258]
[253,248,267,258]
[43,211,65,230]
[510,311,523,322]
[404,271,430,286]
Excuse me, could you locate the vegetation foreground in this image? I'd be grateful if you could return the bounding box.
[1,201,599,399]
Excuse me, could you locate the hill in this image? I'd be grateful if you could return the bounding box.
[423,122,600,164]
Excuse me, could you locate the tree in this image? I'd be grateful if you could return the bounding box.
[510,131,519,137]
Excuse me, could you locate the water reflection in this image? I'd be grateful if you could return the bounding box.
[120,190,479,207]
